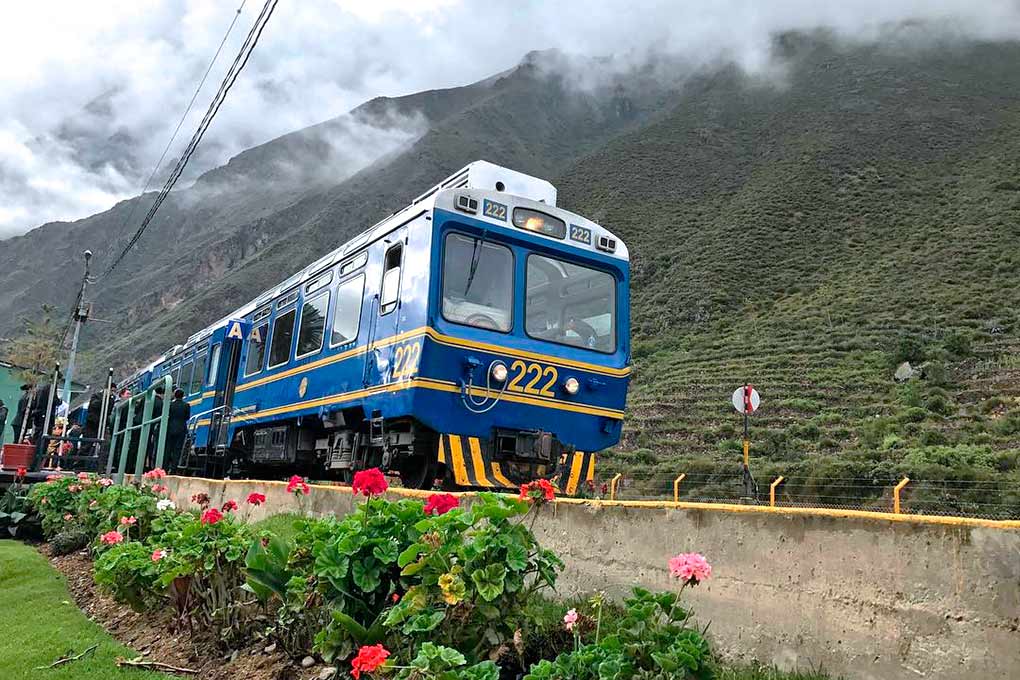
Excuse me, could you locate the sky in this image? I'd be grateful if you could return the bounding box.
[1,0,1020,239]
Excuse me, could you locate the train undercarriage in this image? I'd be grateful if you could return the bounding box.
[178,408,580,492]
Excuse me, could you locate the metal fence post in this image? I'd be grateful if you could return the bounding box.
[133,391,156,480]
[106,402,125,476]
[673,474,686,503]
[893,477,910,514]
[609,473,622,501]
[151,376,172,472]
[769,476,785,507]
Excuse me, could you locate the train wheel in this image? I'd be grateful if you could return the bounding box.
[398,454,432,490]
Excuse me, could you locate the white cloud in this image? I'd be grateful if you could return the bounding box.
[2,0,1019,238]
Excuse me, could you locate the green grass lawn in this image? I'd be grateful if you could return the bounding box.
[0,541,165,680]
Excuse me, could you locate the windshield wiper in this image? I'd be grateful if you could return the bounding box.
[463,238,482,296]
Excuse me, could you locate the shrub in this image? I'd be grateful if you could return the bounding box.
[94,540,163,611]
[524,588,714,680]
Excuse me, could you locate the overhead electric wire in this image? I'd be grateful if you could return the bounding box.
[106,0,249,252]
[101,0,279,278]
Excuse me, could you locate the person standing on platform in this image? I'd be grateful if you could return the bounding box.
[165,389,191,473]
[12,385,31,443]
[0,400,8,448]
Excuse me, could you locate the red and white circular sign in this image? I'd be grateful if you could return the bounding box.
[731,386,761,414]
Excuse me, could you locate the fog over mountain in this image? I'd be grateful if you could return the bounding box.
[3,0,1020,238]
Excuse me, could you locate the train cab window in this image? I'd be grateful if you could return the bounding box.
[526,254,616,353]
[331,275,365,346]
[245,323,268,376]
[268,309,296,368]
[379,244,402,315]
[206,343,222,387]
[296,292,329,358]
[442,233,512,332]
[190,352,206,395]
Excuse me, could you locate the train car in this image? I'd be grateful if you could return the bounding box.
[125,161,631,493]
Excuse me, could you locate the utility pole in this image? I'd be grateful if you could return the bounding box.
[62,250,93,409]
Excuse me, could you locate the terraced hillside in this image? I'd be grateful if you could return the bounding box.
[557,38,1020,515]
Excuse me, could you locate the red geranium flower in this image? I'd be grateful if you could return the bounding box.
[519,479,556,503]
[351,468,388,497]
[15,467,27,479]
[286,475,310,496]
[191,492,211,508]
[246,492,266,506]
[201,508,224,525]
[222,499,238,512]
[423,493,459,516]
[351,644,390,679]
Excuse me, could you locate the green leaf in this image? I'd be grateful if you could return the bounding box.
[403,609,446,633]
[470,563,506,602]
[397,542,425,567]
[371,538,398,564]
[505,542,528,571]
[352,558,382,593]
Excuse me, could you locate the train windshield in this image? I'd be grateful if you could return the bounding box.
[442,233,513,332]
[526,254,616,353]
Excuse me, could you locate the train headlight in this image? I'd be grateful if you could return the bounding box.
[564,377,580,395]
[491,362,508,382]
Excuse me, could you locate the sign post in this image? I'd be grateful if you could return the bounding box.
[731,384,761,500]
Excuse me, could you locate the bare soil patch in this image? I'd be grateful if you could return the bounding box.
[44,546,333,680]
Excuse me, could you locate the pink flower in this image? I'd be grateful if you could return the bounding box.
[563,608,579,631]
[100,530,123,545]
[67,484,81,493]
[63,513,73,521]
[120,516,137,526]
[151,549,167,562]
[201,508,223,525]
[423,493,459,516]
[246,492,266,506]
[150,484,168,494]
[46,474,61,481]
[286,475,310,496]
[77,472,90,481]
[142,468,167,480]
[222,499,238,512]
[89,500,98,508]
[668,552,712,586]
[98,477,114,487]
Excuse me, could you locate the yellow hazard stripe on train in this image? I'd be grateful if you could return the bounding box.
[437,434,593,496]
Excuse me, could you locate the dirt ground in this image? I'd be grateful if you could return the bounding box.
[44,546,334,680]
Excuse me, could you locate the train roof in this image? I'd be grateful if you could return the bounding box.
[138,161,622,370]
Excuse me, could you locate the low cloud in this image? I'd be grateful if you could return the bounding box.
[2,0,1019,238]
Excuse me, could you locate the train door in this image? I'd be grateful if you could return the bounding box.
[366,227,408,386]
[208,319,249,451]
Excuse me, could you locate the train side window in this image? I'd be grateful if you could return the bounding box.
[206,343,222,387]
[245,323,268,376]
[268,309,297,369]
[190,352,206,395]
[379,243,402,315]
[296,291,329,359]
[181,361,193,393]
[330,274,365,346]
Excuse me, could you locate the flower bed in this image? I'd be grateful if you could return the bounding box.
[23,470,720,679]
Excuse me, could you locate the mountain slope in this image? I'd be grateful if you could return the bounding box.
[2,37,1019,514]
[555,37,1020,513]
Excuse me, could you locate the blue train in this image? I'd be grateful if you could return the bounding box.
[117,162,631,493]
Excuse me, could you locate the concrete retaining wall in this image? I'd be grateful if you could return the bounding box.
[163,477,1020,680]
